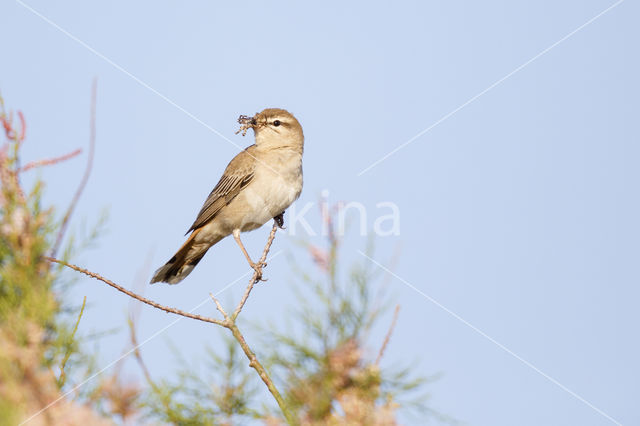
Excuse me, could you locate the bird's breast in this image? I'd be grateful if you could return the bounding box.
[237,150,303,230]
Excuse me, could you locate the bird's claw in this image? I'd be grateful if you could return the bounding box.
[250,261,267,281]
[274,212,285,229]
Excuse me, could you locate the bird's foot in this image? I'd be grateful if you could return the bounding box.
[274,212,285,229]
[250,261,267,281]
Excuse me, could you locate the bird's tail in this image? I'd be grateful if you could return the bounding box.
[150,229,215,285]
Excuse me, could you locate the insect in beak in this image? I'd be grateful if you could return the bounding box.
[236,114,259,136]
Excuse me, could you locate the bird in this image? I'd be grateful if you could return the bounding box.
[150,108,304,284]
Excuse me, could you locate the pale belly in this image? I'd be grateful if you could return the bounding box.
[212,147,303,232]
[236,171,302,231]
[194,149,303,243]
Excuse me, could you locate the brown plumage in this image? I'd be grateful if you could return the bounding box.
[150,108,304,284]
[187,146,256,233]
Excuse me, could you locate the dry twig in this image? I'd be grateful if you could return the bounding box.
[58,296,87,387]
[44,257,226,326]
[128,316,155,388]
[45,220,295,424]
[376,304,400,366]
[51,79,97,258]
[232,221,278,320]
[20,148,82,173]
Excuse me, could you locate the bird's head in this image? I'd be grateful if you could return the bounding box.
[236,108,304,151]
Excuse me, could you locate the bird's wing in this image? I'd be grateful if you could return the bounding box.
[186,146,256,233]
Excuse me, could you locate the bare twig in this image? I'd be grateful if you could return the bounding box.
[0,106,26,144]
[124,252,156,383]
[44,257,225,327]
[16,111,26,148]
[0,105,27,204]
[20,148,82,173]
[45,219,295,424]
[232,221,278,321]
[128,316,155,388]
[226,319,294,424]
[206,220,295,425]
[58,295,87,387]
[376,304,400,366]
[210,287,295,425]
[51,79,97,258]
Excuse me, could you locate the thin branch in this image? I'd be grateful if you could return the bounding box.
[20,148,82,173]
[46,219,294,424]
[207,220,295,424]
[376,304,400,366]
[51,78,97,258]
[232,221,278,321]
[58,295,87,387]
[128,316,156,388]
[16,111,26,147]
[124,251,156,384]
[44,256,225,327]
[0,106,27,204]
[210,287,296,425]
[211,292,229,320]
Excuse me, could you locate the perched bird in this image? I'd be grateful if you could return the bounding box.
[150,108,304,284]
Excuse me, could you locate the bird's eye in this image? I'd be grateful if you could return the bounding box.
[273,120,281,127]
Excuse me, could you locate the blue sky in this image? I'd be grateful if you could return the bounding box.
[2,1,638,425]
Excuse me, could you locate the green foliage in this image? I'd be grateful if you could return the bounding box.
[0,157,57,329]
[0,100,56,422]
[141,335,259,425]
[0,94,440,424]
[141,216,435,425]
[0,96,105,424]
[262,234,431,425]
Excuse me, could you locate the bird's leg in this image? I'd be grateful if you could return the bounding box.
[273,211,285,229]
[232,229,267,277]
